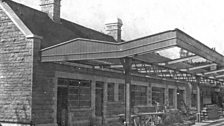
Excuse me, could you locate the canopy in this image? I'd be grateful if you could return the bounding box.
[41,29,224,86]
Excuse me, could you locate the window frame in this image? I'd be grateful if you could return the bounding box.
[118,83,125,102]
[58,78,91,109]
[107,82,115,102]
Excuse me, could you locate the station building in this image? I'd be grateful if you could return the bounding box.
[0,0,224,126]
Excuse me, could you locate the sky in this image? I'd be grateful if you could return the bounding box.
[13,0,224,54]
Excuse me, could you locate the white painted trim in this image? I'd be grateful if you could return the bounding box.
[167,55,200,65]
[132,80,149,86]
[178,86,186,90]
[174,89,177,109]
[0,123,31,126]
[183,88,187,103]
[56,71,153,87]
[167,85,176,89]
[70,120,90,125]
[151,83,166,88]
[167,88,176,107]
[55,71,124,84]
[26,34,43,39]
[91,80,96,117]
[0,1,42,39]
[35,123,58,126]
[114,83,119,101]
[52,78,58,125]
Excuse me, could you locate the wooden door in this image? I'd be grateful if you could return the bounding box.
[57,87,68,126]
[177,90,184,110]
[95,82,104,117]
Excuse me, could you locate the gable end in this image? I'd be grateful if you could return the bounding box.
[0,1,42,39]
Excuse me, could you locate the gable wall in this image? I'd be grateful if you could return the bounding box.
[0,8,33,124]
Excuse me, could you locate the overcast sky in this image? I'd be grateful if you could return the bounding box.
[13,0,224,54]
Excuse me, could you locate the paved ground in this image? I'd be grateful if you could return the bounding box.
[193,118,224,126]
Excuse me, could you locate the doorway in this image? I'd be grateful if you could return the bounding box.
[95,81,104,118]
[177,89,185,110]
[57,87,68,126]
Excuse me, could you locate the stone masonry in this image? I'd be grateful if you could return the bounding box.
[0,8,32,123]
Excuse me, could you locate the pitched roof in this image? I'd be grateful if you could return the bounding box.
[4,0,116,48]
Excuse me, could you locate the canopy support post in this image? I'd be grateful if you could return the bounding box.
[196,77,201,122]
[121,57,132,126]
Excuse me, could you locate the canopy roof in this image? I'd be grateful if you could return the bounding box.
[41,29,224,86]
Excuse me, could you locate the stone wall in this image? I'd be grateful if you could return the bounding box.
[0,8,32,123]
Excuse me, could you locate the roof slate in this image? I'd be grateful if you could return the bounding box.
[4,0,116,48]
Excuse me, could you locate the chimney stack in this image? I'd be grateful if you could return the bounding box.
[40,0,61,23]
[105,18,123,42]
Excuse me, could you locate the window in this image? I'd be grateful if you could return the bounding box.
[118,84,125,101]
[131,85,147,106]
[108,83,115,102]
[57,78,67,86]
[96,81,104,89]
[168,89,174,107]
[191,90,197,107]
[58,78,91,109]
[191,93,197,107]
[152,87,165,106]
